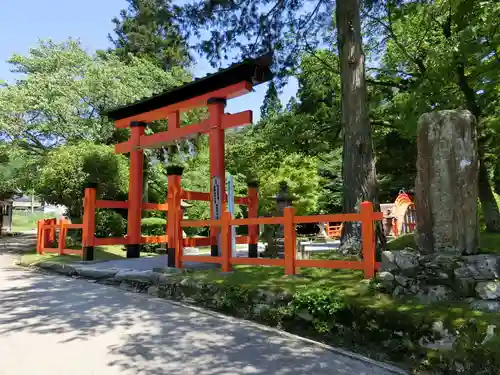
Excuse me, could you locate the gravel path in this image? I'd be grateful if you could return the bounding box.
[0,235,404,375]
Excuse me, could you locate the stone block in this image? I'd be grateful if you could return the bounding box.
[471,300,500,312]
[76,267,119,280]
[417,285,454,303]
[114,270,160,284]
[475,280,500,300]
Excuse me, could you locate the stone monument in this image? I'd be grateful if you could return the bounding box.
[415,109,479,255]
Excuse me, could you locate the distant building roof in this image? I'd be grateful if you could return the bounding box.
[14,195,34,203]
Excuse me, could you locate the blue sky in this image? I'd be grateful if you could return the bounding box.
[0,0,297,121]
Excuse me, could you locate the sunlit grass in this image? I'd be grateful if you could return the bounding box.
[19,245,155,266]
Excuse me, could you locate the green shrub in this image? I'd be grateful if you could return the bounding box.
[423,319,500,374]
[36,143,129,217]
[95,209,127,238]
[141,217,166,252]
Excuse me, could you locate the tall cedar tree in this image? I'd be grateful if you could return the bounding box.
[110,0,191,70]
[260,81,282,120]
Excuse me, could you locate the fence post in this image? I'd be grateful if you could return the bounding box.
[247,181,259,258]
[284,207,296,276]
[36,220,42,254]
[167,167,183,268]
[49,218,56,244]
[220,211,232,272]
[177,206,184,269]
[58,219,66,256]
[360,201,376,279]
[82,183,97,261]
[42,219,51,252]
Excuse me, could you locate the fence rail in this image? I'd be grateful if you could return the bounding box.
[36,218,83,256]
[177,201,382,278]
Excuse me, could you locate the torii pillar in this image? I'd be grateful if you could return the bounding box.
[208,98,227,256]
[126,121,145,258]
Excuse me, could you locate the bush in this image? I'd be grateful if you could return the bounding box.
[36,143,129,217]
[141,217,166,253]
[95,209,127,238]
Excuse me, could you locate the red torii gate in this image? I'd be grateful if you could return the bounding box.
[80,55,272,265]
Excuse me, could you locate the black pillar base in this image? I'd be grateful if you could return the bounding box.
[127,244,140,258]
[211,244,219,257]
[83,246,94,261]
[248,243,258,258]
[167,247,175,267]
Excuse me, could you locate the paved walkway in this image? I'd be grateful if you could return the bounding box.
[0,235,403,375]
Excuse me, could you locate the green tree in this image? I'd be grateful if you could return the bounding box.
[36,143,129,218]
[369,0,500,231]
[260,81,282,120]
[0,145,24,200]
[0,39,190,156]
[258,153,321,216]
[110,0,191,69]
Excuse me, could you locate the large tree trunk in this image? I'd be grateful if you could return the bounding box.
[336,0,381,252]
[478,156,500,232]
[456,62,500,232]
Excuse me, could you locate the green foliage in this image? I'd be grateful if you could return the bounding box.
[0,39,190,156]
[258,153,321,215]
[36,143,129,217]
[317,149,343,213]
[181,0,333,76]
[0,145,25,200]
[110,0,191,69]
[292,288,346,333]
[141,217,166,235]
[141,217,166,252]
[260,81,282,120]
[424,320,500,375]
[95,210,127,238]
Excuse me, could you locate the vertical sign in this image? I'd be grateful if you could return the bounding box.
[211,176,221,255]
[212,176,221,219]
[227,174,237,257]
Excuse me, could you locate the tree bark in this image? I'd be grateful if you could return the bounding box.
[336,0,382,251]
[456,62,500,232]
[478,156,500,232]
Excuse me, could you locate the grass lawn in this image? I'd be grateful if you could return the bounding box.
[19,245,157,266]
[12,212,54,232]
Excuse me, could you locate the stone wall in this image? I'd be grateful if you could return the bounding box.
[378,249,500,310]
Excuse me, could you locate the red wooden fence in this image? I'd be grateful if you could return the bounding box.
[179,201,382,279]
[36,218,83,256]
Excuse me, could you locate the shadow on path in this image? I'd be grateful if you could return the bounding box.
[0,263,397,375]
